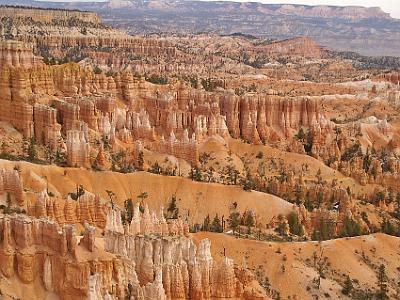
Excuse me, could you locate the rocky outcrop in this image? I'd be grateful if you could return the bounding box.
[0,169,24,205]
[220,93,325,144]
[0,40,42,68]
[104,208,267,300]
[252,37,325,58]
[0,39,330,167]
[66,130,91,168]
[80,222,96,252]
[27,191,108,228]
[33,104,62,148]
[0,208,268,300]
[159,130,199,166]
[105,204,189,237]
[0,6,101,25]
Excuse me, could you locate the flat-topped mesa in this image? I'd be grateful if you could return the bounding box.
[0,6,101,25]
[0,169,24,206]
[0,40,43,68]
[252,36,325,58]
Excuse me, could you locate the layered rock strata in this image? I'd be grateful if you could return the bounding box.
[0,209,268,300]
[27,191,107,228]
[0,169,24,205]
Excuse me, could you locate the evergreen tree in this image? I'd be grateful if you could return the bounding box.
[241,172,255,191]
[137,151,144,170]
[202,214,211,231]
[27,138,37,161]
[312,219,331,241]
[189,166,202,182]
[304,192,314,211]
[124,199,134,223]
[243,210,255,228]
[166,195,179,219]
[396,192,400,217]
[316,191,324,209]
[69,185,85,200]
[341,216,362,237]
[287,211,304,236]
[205,166,215,182]
[149,162,162,174]
[44,143,54,164]
[315,168,323,185]
[377,264,389,300]
[381,219,397,236]
[342,275,353,295]
[295,127,306,142]
[228,211,240,234]
[243,210,255,234]
[210,214,223,233]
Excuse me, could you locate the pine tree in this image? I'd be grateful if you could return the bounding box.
[166,195,179,219]
[202,214,211,231]
[137,151,144,170]
[27,138,37,162]
[124,199,134,223]
[396,192,400,217]
[316,191,323,209]
[210,214,223,233]
[189,166,202,182]
[287,211,303,236]
[341,216,362,237]
[243,210,255,228]
[228,211,240,234]
[342,275,353,295]
[377,264,389,300]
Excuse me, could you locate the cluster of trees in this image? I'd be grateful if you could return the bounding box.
[201,214,224,233]
[110,149,136,173]
[294,127,313,155]
[287,211,304,236]
[148,161,180,177]
[188,162,256,192]
[1,136,67,167]
[180,75,199,88]
[200,205,256,235]
[145,74,168,85]
[341,264,390,299]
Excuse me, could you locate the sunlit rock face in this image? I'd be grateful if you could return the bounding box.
[0,209,268,300]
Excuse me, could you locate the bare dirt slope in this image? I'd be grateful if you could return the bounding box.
[193,232,400,300]
[0,159,293,224]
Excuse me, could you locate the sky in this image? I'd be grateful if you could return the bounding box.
[35,0,400,19]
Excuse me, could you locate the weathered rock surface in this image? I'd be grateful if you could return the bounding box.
[0,209,268,300]
[27,191,108,228]
[0,169,24,205]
